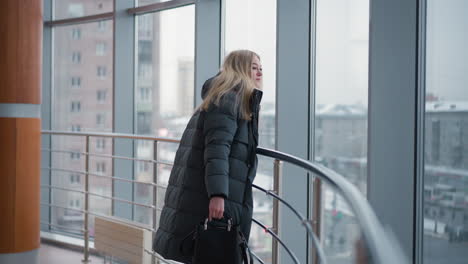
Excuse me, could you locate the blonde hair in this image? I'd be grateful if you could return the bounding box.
[200,50,260,120]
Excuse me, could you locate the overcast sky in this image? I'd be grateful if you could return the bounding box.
[158,0,467,113]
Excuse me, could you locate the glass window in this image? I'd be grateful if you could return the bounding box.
[71,51,81,64]
[224,0,277,148]
[96,113,105,126]
[96,162,106,174]
[53,0,113,20]
[71,76,81,88]
[70,151,81,160]
[96,138,106,150]
[315,0,370,261]
[97,89,107,103]
[96,42,107,56]
[224,0,277,260]
[71,28,81,40]
[138,87,151,102]
[71,101,81,112]
[138,63,152,79]
[70,174,81,184]
[71,124,81,132]
[97,20,107,31]
[134,5,195,225]
[52,21,113,234]
[135,6,194,138]
[97,66,107,79]
[137,112,152,135]
[68,3,84,17]
[423,0,468,262]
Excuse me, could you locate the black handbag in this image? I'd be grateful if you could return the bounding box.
[180,215,253,264]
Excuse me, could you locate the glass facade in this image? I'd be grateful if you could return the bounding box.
[224,0,277,261]
[51,20,114,235]
[423,1,468,263]
[135,6,195,138]
[314,0,369,262]
[134,5,195,225]
[37,0,468,263]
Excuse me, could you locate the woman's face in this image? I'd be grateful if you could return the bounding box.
[251,56,263,89]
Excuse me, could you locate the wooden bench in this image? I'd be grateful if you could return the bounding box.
[94,216,152,264]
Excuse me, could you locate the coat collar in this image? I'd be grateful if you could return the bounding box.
[250,88,263,113]
[252,88,263,102]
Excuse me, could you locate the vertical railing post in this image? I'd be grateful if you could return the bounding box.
[272,159,283,264]
[311,177,323,264]
[111,137,115,217]
[83,135,90,263]
[152,140,159,264]
[47,134,53,233]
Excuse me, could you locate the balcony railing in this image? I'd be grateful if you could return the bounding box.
[41,130,408,264]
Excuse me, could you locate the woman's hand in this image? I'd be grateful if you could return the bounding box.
[208,196,224,221]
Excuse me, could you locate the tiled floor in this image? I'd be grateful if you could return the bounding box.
[39,243,105,264]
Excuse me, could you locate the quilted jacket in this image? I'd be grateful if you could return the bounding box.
[153,77,263,263]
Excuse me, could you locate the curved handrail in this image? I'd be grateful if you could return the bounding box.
[252,184,327,264]
[256,147,409,264]
[252,218,300,264]
[249,250,266,264]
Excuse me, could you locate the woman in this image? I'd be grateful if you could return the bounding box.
[153,50,263,263]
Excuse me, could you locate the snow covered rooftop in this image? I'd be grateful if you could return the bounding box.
[426,101,468,113]
[316,104,367,116]
[425,165,468,178]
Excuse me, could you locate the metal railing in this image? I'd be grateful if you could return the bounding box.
[255,148,409,264]
[40,130,408,264]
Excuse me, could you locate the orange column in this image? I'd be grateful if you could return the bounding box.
[0,0,43,256]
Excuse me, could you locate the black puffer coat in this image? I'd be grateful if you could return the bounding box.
[153,77,263,263]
